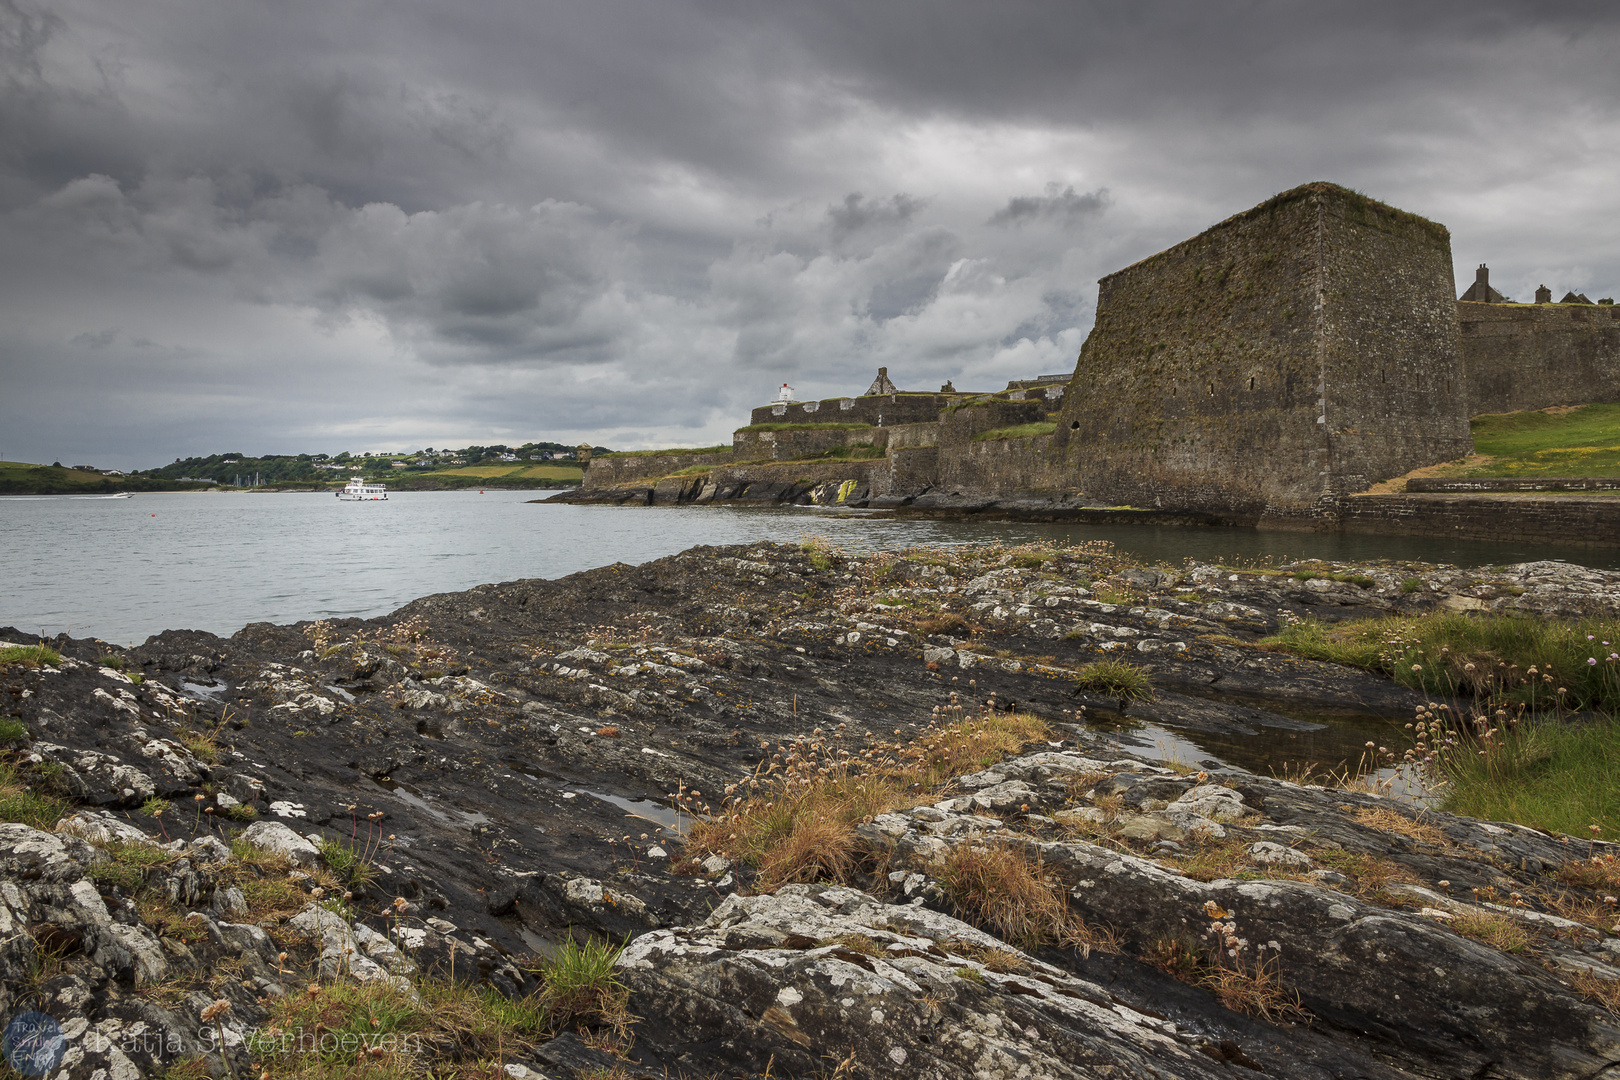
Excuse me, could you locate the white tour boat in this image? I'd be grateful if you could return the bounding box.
[337,475,388,501]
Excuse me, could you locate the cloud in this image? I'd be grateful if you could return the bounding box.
[826,192,927,240]
[989,184,1109,228]
[2,0,1620,468]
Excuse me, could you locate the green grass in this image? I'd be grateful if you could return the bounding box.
[0,718,26,742]
[533,935,629,1031]
[0,762,69,829]
[0,644,61,668]
[601,445,730,457]
[318,838,376,888]
[1263,611,1620,712]
[427,463,583,481]
[1074,660,1154,703]
[1441,715,1620,836]
[87,839,177,890]
[1464,403,1620,477]
[972,422,1057,442]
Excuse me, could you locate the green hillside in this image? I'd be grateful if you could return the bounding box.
[0,462,208,495]
[1464,403,1620,477]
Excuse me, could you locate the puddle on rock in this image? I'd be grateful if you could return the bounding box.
[180,680,227,701]
[372,778,490,826]
[579,790,690,832]
[1084,706,1430,801]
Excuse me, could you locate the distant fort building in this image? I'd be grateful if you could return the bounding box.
[579,181,1616,526]
[1459,264,1507,303]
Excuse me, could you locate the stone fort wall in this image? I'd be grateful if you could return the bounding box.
[1053,182,1471,518]
[1460,301,1620,415]
[748,393,954,429]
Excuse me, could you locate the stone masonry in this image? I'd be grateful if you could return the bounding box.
[1051,181,1473,519]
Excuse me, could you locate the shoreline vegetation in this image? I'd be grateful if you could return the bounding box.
[1258,607,1620,836]
[0,455,585,495]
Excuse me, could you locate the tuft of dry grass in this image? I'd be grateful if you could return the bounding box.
[1569,969,1620,1015]
[1202,954,1311,1023]
[1310,849,1420,902]
[759,815,856,888]
[934,842,1073,950]
[947,943,1026,973]
[1063,771,1110,799]
[1556,852,1620,893]
[1541,890,1620,937]
[1351,806,1449,846]
[1145,935,1308,1023]
[688,707,1049,885]
[1451,910,1533,953]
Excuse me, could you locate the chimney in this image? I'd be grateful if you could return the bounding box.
[1536,284,1552,304]
[1476,264,1490,285]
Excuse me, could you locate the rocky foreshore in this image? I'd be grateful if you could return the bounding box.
[3,541,1619,1078]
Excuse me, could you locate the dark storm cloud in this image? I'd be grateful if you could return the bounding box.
[990,186,1109,229]
[2,0,1619,466]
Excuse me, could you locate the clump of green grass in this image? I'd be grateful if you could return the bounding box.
[98,654,125,670]
[0,644,61,668]
[1441,716,1620,837]
[1264,611,1620,713]
[535,935,630,1034]
[0,717,27,742]
[0,762,69,829]
[318,838,376,888]
[177,727,220,764]
[801,536,834,571]
[87,839,177,891]
[1075,660,1154,704]
[1401,577,1425,595]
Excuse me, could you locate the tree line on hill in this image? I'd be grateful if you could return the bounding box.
[132,442,610,485]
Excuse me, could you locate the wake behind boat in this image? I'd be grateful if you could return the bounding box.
[337,475,387,501]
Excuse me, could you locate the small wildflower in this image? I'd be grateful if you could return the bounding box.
[200,999,232,1023]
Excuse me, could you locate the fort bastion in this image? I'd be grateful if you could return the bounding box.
[569,181,1616,533]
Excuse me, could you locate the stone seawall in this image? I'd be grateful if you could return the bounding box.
[1340,493,1620,546]
[1460,300,1620,416]
[1407,476,1620,493]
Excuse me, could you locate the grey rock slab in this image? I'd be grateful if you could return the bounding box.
[619,884,1234,1080]
[237,821,321,867]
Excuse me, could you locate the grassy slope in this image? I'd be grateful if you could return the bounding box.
[0,462,209,495]
[1463,404,1620,477]
[406,463,582,488]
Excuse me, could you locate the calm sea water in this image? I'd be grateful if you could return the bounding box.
[3,489,1615,647]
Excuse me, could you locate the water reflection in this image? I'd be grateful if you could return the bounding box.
[1083,708,1432,801]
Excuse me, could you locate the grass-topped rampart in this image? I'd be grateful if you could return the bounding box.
[972,421,1057,442]
[735,422,872,433]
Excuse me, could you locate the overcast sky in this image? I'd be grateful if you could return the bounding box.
[3,0,1618,468]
